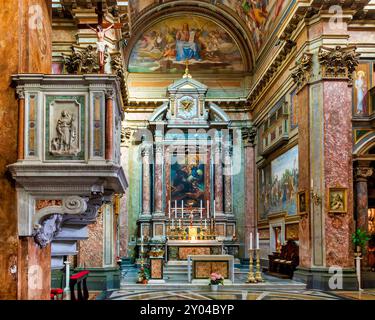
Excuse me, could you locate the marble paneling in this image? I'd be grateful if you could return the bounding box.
[150,258,163,279]
[78,212,103,268]
[179,247,210,260]
[323,81,354,268]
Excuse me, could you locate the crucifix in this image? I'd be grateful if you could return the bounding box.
[80,2,124,73]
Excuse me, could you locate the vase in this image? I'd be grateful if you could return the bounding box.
[210,285,219,292]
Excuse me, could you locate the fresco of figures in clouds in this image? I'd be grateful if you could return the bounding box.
[222,0,288,51]
[258,145,299,220]
[128,16,245,73]
[128,0,289,54]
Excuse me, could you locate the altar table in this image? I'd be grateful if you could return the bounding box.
[166,240,224,261]
[187,255,234,284]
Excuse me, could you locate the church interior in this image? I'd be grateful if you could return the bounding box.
[1,0,375,301]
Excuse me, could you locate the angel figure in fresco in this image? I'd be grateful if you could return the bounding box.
[87,24,114,72]
[355,70,368,115]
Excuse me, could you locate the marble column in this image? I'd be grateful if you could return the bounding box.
[355,165,373,269]
[214,142,224,215]
[243,127,257,258]
[154,143,164,215]
[0,0,52,300]
[142,144,152,215]
[223,145,232,214]
[355,165,373,231]
[105,90,114,161]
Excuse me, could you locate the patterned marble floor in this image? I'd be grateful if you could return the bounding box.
[104,288,347,300]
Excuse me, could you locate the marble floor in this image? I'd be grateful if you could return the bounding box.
[104,288,375,300]
[113,264,375,300]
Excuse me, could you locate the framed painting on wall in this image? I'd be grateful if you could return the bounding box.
[353,63,371,116]
[328,187,347,214]
[297,191,308,215]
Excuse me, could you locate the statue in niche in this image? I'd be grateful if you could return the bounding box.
[51,110,78,156]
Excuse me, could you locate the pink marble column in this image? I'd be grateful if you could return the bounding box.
[243,127,257,258]
[214,143,224,214]
[154,143,163,215]
[142,144,152,215]
[355,164,373,269]
[223,145,232,214]
[323,80,354,268]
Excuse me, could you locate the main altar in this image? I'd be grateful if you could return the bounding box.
[134,66,240,283]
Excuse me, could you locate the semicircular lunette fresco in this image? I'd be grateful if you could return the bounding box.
[128,16,245,73]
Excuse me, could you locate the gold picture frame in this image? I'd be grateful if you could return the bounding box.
[328,187,347,215]
[297,191,308,215]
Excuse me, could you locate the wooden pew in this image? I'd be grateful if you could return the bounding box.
[268,240,299,278]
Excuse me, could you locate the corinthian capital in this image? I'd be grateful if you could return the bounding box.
[242,126,257,147]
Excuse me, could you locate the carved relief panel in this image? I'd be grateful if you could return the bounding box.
[45,95,85,160]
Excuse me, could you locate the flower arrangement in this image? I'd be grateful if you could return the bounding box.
[209,272,224,286]
[137,265,150,284]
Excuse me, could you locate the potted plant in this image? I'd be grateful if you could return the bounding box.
[209,272,224,291]
[352,228,370,255]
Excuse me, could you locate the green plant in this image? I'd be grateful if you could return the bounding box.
[352,228,370,252]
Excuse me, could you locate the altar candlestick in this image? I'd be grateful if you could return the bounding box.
[179,218,181,228]
[207,200,209,218]
[204,219,207,229]
[168,200,171,219]
[172,219,174,228]
[256,232,259,250]
[250,232,253,250]
[311,179,314,189]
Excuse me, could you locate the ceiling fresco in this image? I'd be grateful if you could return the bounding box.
[128,16,245,73]
[128,0,290,56]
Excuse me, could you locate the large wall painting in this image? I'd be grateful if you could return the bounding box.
[258,145,299,220]
[128,16,245,73]
[222,0,289,52]
[170,154,205,208]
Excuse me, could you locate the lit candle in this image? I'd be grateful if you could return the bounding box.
[311,179,314,189]
[213,200,216,219]
[200,200,203,219]
[256,232,260,250]
[175,200,177,219]
[250,232,253,250]
[181,200,184,219]
[207,200,209,218]
[168,200,171,219]
[204,219,207,228]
